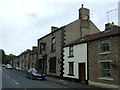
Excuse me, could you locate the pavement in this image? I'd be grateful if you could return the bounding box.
[46,76,99,89]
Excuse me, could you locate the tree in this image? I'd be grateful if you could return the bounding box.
[0,49,16,64]
[8,54,16,66]
[0,49,6,64]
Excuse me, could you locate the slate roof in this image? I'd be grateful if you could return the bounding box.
[65,27,120,47]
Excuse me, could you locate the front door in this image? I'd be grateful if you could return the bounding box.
[39,59,43,70]
[79,63,85,83]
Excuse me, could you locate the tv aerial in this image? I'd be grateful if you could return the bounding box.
[107,9,117,23]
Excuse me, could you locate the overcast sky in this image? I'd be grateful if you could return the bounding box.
[0,0,119,55]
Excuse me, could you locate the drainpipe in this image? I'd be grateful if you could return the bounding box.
[87,42,89,85]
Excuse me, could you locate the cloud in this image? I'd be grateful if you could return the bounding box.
[26,13,37,18]
[0,0,119,55]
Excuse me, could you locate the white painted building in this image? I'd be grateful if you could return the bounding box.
[63,42,88,83]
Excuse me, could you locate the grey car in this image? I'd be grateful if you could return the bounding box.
[26,68,45,80]
[6,64,13,69]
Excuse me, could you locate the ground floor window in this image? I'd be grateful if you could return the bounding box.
[68,62,74,75]
[49,57,56,73]
[100,61,111,78]
[17,62,19,67]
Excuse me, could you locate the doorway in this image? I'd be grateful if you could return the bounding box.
[78,63,86,83]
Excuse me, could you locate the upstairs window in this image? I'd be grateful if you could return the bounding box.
[69,46,74,57]
[100,62,111,78]
[51,37,56,52]
[39,43,46,54]
[101,39,109,52]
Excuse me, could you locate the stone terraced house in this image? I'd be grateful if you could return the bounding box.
[63,22,120,88]
[37,5,100,78]
[16,49,31,71]
[30,46,38,68]
[14,47,38,71]
[87,23,120,88]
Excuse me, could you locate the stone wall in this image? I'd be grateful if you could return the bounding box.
[38,29,62,76]
[88,35,120,86]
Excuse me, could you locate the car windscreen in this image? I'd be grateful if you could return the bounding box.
[32,68,42,73]
[32,68,37,72]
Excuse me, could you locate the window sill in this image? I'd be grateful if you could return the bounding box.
[68,74,74,76]
[99,52,111,55]
[99,77,114,81]
[68,56,74,58]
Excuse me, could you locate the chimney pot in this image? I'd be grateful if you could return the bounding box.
[81,4,84,8]
[112,22,114,24]
[79,4,90,19]
[105,22,116,30]
[32,46,37,50]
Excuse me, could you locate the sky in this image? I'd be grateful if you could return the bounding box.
[118,1,120,25]
[0,0,119,56]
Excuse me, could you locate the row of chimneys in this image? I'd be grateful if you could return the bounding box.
[51,22,118,33]
[26,46,38,52]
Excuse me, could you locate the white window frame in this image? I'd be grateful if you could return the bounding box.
[69,46,74,57]
[51,37,56,52]
[99,60,113,79]
[68,62,74,76]
[101,39,110,53]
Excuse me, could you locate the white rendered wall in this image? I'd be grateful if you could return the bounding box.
[63,43,87,80]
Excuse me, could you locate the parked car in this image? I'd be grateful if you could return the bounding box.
[6,64,12,69]
[1,64,6,67]
[26,68,45,80]
[16,67,20,70]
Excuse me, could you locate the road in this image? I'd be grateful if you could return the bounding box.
[2,67,69,89]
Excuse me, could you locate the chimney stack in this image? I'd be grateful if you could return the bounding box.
[32,46,37,50]
[79,4,90,19]
[51,26,58,32]
[105,22,120,30]
[105,22,115,30]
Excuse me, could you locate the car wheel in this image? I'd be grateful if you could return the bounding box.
[42,77,45,80]
[31,76,34,80]
[27,76,29,78]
